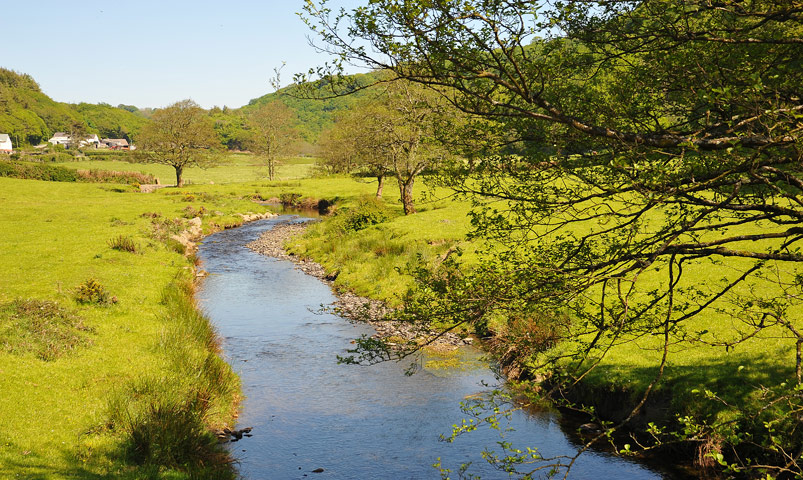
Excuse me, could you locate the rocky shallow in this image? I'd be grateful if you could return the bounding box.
[246,221,471,349]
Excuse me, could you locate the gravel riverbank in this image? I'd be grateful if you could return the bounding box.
[246,221,471,349]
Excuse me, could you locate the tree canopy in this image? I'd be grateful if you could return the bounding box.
[304,0,803,476]
[136,100,220,187]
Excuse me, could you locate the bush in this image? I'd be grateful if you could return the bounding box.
[76,169,156,184]
[74,278,116,305]
[337,196,391,232]
[0,160,79,181]
[108,235,138,253]
[106,379,234,478]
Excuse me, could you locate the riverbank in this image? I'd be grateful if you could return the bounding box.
[0,177,276,478]
[246,220,472,349]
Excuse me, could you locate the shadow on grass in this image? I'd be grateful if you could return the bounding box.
[0,438,235,480]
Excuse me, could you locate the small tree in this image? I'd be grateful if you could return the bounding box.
[67,120,88,152]
[325,82,452,214]
[247,101,298,181]
[319,107,391,198]
[136,100,219,187]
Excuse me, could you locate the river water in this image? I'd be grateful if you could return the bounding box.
[196,217,676,479]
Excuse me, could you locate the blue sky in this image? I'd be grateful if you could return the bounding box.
[2,1,364,109]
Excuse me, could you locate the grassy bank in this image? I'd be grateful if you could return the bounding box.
[0,159,393,478]
[282,182,802,472]
[0,176,266,478]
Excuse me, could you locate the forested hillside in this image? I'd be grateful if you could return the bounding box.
[0,68,149,146]
[0,67,386,150]
[243,70,388,142]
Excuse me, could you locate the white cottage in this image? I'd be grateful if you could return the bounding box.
[0,134,12,153]
[48,132,100,148]
[48,132,71,146]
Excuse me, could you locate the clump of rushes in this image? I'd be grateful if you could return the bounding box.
[0,299,94,361]
[74,278,117,305]
[108,380,232,476]
[102,277,239,478]
[108,234,138,253]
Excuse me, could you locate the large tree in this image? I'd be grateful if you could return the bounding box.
[136,99,219,187]
[304,0,803,476]
[247,101,299,181]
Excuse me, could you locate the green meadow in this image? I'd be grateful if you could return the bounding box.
[0,164,376,478]
[51,153,317,185]
[1,155,800,477]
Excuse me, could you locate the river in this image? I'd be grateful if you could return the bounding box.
[196,216,679,479]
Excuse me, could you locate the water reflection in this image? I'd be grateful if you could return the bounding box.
[196,217,671,479]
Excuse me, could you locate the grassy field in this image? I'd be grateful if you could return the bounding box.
[52,153,318,185]
[1,155,799,476]
[0,164,383,478]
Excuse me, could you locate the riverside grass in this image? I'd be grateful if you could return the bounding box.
[283,182,802,433]
[0,176,264,478]
[0,167,382,478]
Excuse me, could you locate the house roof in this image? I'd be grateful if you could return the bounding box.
[0,134,10,143]
[52,132,68,138]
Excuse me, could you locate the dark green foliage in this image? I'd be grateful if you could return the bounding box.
[0,160,79,181]
[0,68,149,146]
[108,235,138,253]
[75,102,148,143]
[0,299,94,361]
[74,278,116,305]
[209,108,250,151]
[244,70,391,142]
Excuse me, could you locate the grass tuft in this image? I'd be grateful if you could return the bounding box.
[108,235,138,253]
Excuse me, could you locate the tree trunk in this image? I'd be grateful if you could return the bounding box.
[175,165,184,187]
[376,174,385,198]
[399,176,416,215]
[268,157,276,181]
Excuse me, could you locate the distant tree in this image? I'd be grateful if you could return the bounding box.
[136,100,219,187]
[67,120,88,151]
[318,108,392,197]
[246,101,298,181]
[339,82,452,214]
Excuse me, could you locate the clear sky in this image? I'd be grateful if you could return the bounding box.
[2,0,364,109]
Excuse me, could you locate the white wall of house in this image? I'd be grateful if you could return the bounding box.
[48,133,70,145]
[0,134,12,152]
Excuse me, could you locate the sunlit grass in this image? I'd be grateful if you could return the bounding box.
[53,153,317,184]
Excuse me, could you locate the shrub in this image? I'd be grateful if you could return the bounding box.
[106,379,234,477]
[0,160,79,181]
[108,235,138,253]
[74,278,116,305]
[279,192,302,207]
[76,169,156,184]
[337,196,391,232]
